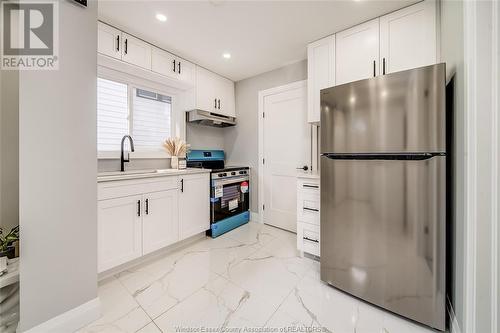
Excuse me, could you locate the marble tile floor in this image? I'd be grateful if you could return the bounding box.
[78,222,438,333]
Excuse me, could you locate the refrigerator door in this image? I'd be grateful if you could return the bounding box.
[320,155,446,331]
[320,63,446,154]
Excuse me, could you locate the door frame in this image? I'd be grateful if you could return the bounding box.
[257,80,308,226]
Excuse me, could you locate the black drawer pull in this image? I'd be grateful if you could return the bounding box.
[137,200,141,217]
[145,198,149,215]
[303,184,319,189]
[303,237,319,243]
[303,207,319,212]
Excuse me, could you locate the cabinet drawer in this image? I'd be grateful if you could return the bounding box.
[98,176,178,200]
[297,179,320,196]
[297,223,320,257]
[297,192,319,225]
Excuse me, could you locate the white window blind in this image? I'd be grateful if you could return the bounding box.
[132,88,172,150]
[97,78,129,151]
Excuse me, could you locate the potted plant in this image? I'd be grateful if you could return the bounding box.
[163,137,190,169]
[0,225,19,259]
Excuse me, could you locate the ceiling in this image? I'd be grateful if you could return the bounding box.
[98,0,418,82]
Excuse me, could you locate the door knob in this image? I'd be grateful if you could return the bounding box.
[297,165,309,171]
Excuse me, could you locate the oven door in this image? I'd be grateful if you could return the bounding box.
[211,176,250,223]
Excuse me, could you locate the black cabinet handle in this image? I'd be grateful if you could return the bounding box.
[303,237,319,243]
[382,58,386,75]
[217,99,220,109]
[137,200,141,217]
[303,207,319,212]
[172,60,176,72]
[116,35,120,52]
[373,60,376,77]
[145,199,149,215]
[178,61,181,74]
[214,98,217,108]
[180,179,184,193]
[124,39,128,55]
[303,184,319,189]
[296,166,309,171]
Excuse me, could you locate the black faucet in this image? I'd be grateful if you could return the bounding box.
[120,135,135,172]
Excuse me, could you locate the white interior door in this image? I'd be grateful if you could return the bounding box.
[261,81,310,232]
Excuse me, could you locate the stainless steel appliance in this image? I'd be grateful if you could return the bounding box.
[186,150,250,237]
[320,63,446,331]
[186,110,236,127]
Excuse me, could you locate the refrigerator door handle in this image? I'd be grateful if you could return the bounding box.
[321,152,445,161]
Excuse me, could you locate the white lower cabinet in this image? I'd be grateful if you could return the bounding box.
[179,174,210,239]
[296,176,320,257]
[142,189,179,255]
[98,195,143,273]
[97,173,210,273]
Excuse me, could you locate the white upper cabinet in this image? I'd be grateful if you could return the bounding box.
[121,33,152,70]
[142,189,179,255]
[151,47,195,85]
[336,18,380,85]
[218,76,236,117]
[98,22,122,60]
[178,173,210,240]
[307,35,335,123]
[195,66,235,117]
[380,1,437,74]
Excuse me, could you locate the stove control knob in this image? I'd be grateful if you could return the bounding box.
[218,173,224,177]
[231,172,236,176]
[222,173,227,177]
[239,171,246,175]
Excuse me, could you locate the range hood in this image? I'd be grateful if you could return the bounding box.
[186,110,236,127]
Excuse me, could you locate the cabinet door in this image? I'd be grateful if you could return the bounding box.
[218,77,235,117]
[98,22,121,60]
[307,35,335,123]
[195,66,217,113]
[151,47,178,79]
[178,173,210,240]
[336,19,380,85]
[142,190,179,255]
[177,59,195,86]
[98,195,142,272]
[380,1,437,74]
[122,33,152,70]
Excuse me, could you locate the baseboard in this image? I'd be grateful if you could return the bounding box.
[250,211,260,223]
[447,298,462,333]
[21,297,100,333]
[98,232,206,281]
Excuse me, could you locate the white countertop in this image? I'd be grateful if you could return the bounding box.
[297,172,320,180]
[97,168,211,183]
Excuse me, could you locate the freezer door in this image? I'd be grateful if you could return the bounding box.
[320,155,445,331]
[320,63,446,154]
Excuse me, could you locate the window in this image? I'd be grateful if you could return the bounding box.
[97,78,128,151]
[97,78,173,154]
[132,88,172,150]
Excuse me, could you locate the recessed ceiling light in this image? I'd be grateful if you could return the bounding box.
[156,13,167,22]
[223,53,231,59]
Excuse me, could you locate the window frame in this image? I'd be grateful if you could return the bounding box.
[97,66,184,159]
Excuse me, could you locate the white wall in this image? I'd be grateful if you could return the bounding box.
[440,0,465,329]
[0,69,19,232]
[187,122,226,150]
[18,1,98,331]
[461,1,499,332]
[224,60,307,213]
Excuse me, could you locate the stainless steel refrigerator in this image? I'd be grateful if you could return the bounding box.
[320,63,446,331]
